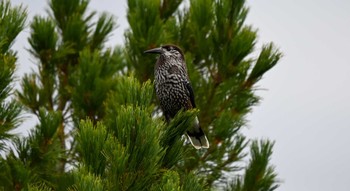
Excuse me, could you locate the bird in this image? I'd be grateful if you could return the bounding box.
[144,44,209,149]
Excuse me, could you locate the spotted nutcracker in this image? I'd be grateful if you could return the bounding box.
[144,44,209,149]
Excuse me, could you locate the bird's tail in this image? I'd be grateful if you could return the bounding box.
[186,117,209,149]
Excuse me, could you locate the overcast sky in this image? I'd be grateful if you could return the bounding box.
[10,0,350,190]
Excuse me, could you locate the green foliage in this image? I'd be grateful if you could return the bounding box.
[75,76,204,191]
[28,17,58,66]
[29,183,54,191]
[226,140,279,191]
[0,109,63,190]
[16,0,120,175]
[76,120,109,176]
[246,43,282,87]
[153,170,182,191]
[159,110,196,168]
[243,140,279,191]
[0,0,26,151]
[68,168,105,191]
[0,154,34,191]
[0,0,27,53]
[103,77,163,190]
[1,0,282,190]
[0,50,22,149]
[105,76,154,110]
[125,0,180,81]
[71,48,123,123]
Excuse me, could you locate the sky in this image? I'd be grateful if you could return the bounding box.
[10,0,350,190]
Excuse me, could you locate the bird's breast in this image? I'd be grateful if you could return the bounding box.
[155,83,189,117]
[154,79,189,116]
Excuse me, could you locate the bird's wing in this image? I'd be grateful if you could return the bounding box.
[184,81,196,108]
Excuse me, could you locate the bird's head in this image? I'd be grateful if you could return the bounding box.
[144,44,185,61]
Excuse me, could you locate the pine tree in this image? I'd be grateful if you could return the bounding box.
[126,0,282,189]
[0,0,281,190]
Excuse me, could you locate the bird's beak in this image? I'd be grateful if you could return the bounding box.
[144,47,163,54]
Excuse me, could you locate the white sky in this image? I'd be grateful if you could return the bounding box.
[10,0,350,190]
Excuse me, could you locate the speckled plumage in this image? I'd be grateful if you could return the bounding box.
[144,44,209,149]
[154,45,190,119]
